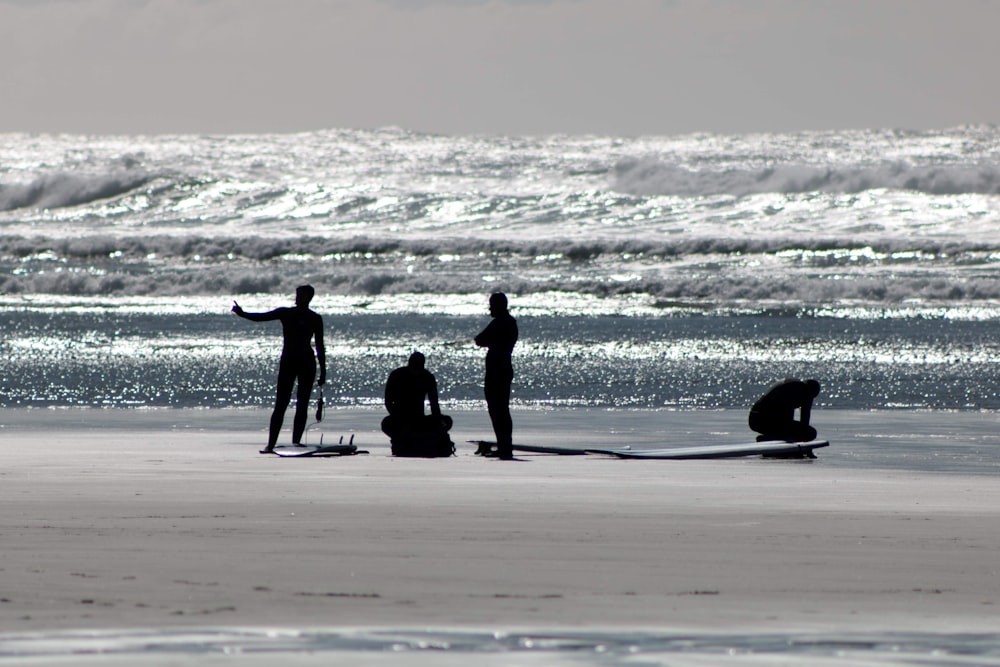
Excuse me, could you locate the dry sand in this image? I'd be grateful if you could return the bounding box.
[2,407,999,638]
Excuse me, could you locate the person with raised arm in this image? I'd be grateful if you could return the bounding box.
[232,285,326,453]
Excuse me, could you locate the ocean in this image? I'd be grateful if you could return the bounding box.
[4,124,1000,663]
[3,125,1000,415]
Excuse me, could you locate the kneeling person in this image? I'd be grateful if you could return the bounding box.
[381,352,454,457]
[749,378,821,442]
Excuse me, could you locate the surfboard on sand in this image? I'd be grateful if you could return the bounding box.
[271,444,363,457]
[468,439,829,459]
[587,440,829,460]
[468,440,588,456]
[268,435,368,457]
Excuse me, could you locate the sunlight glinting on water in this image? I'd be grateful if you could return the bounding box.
[8,329,995,370]
[4,128,1000,412]
[519,338,1000,366]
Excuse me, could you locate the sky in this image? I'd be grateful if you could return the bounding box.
[1,0,998,137]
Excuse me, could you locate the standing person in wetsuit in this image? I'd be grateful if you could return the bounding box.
[749,378,821,442]
[232,285,326,454]
[474,292,518,459]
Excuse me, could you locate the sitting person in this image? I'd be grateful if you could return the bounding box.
[381,352,454,457]
[749,378,821,442]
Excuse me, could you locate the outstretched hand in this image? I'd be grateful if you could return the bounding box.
[231,300,243,316]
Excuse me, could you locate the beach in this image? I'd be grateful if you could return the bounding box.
[4,56,1000,667]
[3,407,999,664]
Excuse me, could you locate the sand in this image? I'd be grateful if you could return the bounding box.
[2,407,999,643]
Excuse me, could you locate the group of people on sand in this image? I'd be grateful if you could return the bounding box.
[233,288,519,459]
[233,286,820,458]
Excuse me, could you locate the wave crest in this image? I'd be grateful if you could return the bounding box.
[0,170,152,211]
[3,233,1000,306]
[612,158,1000,197]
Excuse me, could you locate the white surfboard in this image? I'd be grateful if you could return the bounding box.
[271,444,361,457]
[586,440,829,460]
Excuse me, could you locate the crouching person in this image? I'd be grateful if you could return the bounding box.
[749,378,821,442]
[381,352,454,457]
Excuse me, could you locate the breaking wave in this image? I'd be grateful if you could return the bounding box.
[613,159,1000,197]
[3,232,997,261]
[4,233,1000,304]
[0,170,153,211]
[2,126,999,307]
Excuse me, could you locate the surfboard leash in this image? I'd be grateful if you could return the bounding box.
[316,384,324,423]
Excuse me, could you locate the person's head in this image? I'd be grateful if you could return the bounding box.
[805,379,821,397]
[407,351,426,371]
[295,285,315,307]
[489,292,508,317]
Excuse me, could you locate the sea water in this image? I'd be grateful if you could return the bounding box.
[3,628,1000,666]
[4,125,1000,664]
[2,128,1000,424]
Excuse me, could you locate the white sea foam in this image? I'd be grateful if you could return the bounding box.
[612,158,1000,196]
[1,126,998,306]
[0,169,152,211]
[2,627,999,665]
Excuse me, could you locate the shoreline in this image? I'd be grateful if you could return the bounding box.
[2,406,999,641]
[4,405,1000,475]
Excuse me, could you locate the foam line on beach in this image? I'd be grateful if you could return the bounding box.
[3,628,1000,665]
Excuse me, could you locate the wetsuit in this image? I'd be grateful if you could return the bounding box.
[475,312,518,456]
[381,365,452,437]
[749,379,817,442]
[239,306,325,448]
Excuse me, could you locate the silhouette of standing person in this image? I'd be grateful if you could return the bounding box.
[474,292,518,459]
[232,285,326,454]
[749,378,821,442]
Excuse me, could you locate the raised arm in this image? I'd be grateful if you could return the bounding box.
[231,301,283,322]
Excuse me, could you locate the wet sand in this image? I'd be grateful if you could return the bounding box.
[2,407,999,637]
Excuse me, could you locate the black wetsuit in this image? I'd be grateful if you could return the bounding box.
[381,365,452,437]
[749,379,817,442]
[239,306,325,448]
[475,312,518,455]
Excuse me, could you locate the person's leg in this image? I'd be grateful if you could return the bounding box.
[385,416,423,456]
[750,412,816,442]
[381,415,398,438]
[479,385,499,456]
[266,359,296,451]
[413,414,452,433]
[495,405,513,456]
[485,378,513,458]
[291,360,317,444]
[748,410,768,436]
[784,422,817,442]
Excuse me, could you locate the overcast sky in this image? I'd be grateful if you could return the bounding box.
[2,0,998,137]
